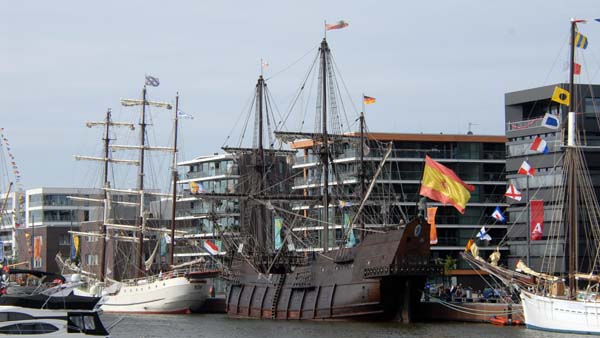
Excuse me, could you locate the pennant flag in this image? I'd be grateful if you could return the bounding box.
[177,111,194,119]
[477,226,492,241]
[574,62,582,75]
[491,206,506,223]
[530,200,544,240]
[505,182,522,201]
[203,240,219,255]
[541,113,560,129]
[325,20,349,31]
[518,160,536,176]
[427,207,438,245]
[363,95,376,105]
[530,136,549,154]
[419,155,475,214]
[551,86,570,106]
[145,75,160,87]
[575,32,588,49]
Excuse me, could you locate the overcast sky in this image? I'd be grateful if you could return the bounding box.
[1,0,599,190]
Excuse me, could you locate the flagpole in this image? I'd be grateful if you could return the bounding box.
[324,20,327,39]
[526,161,531,267]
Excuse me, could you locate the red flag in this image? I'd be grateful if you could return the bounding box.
[325,20,349,31]
[574,62,582,75]
[530,200,544,240]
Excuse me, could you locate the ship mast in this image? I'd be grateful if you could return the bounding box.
[567,18,578,299]
[358,112,365,242]
[135,87,148,278]
[75,110,135,282]
[320,38,330,253]
[169,94,180,266]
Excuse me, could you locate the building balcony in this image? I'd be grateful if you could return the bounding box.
[185,167,238,179]
[294,148,506,166]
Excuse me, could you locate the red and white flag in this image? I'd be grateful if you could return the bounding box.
[203,240,219,255]
[530,200,544,240]
[325,20,349,31]
[505,182,522,201]
[518,160,536,176]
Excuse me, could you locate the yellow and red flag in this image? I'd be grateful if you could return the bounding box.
[419,155,474,214]
[363,95,376,105]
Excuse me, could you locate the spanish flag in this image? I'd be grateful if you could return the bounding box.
[363,95,376,105]
[419,155,475,214]
[551,86,570,106]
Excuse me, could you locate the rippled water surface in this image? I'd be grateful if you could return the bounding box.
[102,313,577,338]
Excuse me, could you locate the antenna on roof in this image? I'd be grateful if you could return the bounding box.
[467,122,479,135]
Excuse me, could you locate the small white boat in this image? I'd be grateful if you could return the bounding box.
[0,305,110,337]
[98,271,212,314]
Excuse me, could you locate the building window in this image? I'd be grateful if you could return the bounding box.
[87,235,98,242]
[85,254,98,266]
[34,257,42,268]
[59,235,70,246]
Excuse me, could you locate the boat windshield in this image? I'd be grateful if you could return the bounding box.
[67,312,109,335]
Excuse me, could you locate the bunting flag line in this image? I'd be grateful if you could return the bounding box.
[477,226,492,241]
[518,160,536,176]
[491,206,506,223]
[505,182,522,201]
[419,155,475,214]
[541,113,560,129]
[551,86,570,106]
[363,95,376,105]
[145,75,160,87]
[530,136,549,154]
[325,20,349,31]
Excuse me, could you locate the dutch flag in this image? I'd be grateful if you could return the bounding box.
[203,240,219,255]
[530,136,549,154]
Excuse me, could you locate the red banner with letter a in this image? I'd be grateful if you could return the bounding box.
[530,200,544,240]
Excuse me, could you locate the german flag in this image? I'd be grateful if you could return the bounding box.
[419,155,474,214]
[363,95,376,105]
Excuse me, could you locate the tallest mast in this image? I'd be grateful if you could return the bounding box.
[567,18,578,299]
[320,38,330,253]
[136,86,148,278]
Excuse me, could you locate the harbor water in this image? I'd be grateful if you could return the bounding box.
[102,313,576,338]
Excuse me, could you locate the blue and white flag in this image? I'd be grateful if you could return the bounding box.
[177,111,194,119]
[477,226,492,241]
[491,206,506,223]
[541,113,560,129]
[145,75,160,87]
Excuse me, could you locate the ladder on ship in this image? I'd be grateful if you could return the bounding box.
[271,274,286,319]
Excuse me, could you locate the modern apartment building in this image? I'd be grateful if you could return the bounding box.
[0,190,24,260]
[290,132,507,268]
[504,83,600,273]
[15,187,103,272]
[176,153,240,261]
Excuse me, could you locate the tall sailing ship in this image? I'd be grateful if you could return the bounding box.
[463,18,600,335]
[71,84,214,314]
[218,36,442,321]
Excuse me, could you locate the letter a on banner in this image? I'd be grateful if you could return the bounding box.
[530,200,544,240]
